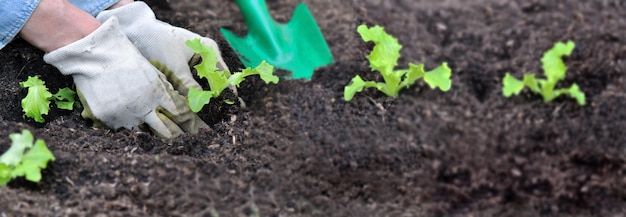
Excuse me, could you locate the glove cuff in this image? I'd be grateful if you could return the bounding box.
[43,18,142,77]
[96,1,156,30]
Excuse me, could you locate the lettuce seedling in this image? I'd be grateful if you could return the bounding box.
[185,38,279,112]
[344,25,452,101]
[503,41,585,105]
[0,129,55,186]
[20,76,78,123]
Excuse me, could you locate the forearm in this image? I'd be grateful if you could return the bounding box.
[19,0,100,52]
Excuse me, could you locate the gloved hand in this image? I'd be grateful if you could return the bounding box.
[43,18,209,138]
[95,1,229,96]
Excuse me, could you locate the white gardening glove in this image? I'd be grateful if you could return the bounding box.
[43,18,208,138]
[95,1,229,96]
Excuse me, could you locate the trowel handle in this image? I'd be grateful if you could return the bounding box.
[234,0,276,32]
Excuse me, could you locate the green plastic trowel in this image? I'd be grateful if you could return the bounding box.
[221,0,334,79]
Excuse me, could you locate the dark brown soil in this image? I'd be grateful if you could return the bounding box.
[1,0,625,216]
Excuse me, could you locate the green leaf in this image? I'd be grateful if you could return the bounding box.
[188,88,214,113]
[55,101,74,110]
[185,39,279,113]
[15,139,54,182]
[502,73,524,97]
[0,129,55,186]
[20,77,77,123]
[522,74,540,93]
[401,63,426,88]
[357,25,402,74]
[539,78,559,102]
[379,70,402,96]
[0,163,11,186]
[347,25,453,100]
[567,84,586,106]
[343,76,381,101]
[228,72,246,87]
[232,62,278,86]
[423,62,452,91]
[502,41,585,106]
[53,88,77,110]
[22,165,41,182]
[52,87,75,102]
[20,76,53,123]
[186,38,234,95]
[197,63,228,94]
[251,61,279,84]
[541,41,575,81]
[186,38,219,76]
[344,76,367,101]
[22,139,55,169]
[0,129,35,166]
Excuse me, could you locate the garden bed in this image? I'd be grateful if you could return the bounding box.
[0,0,625,216]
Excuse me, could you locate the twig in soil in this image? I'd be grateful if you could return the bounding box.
[367,97,387,113]
[17,59,36,77]
[552,104,563,118]
[65,176,75,187]
[367,96,387,122]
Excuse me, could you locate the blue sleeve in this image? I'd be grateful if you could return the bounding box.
[68,0,120,17]
[0,0,119,50]
[0,0,40,49]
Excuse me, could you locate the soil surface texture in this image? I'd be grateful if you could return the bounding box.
[0,0,625,216]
